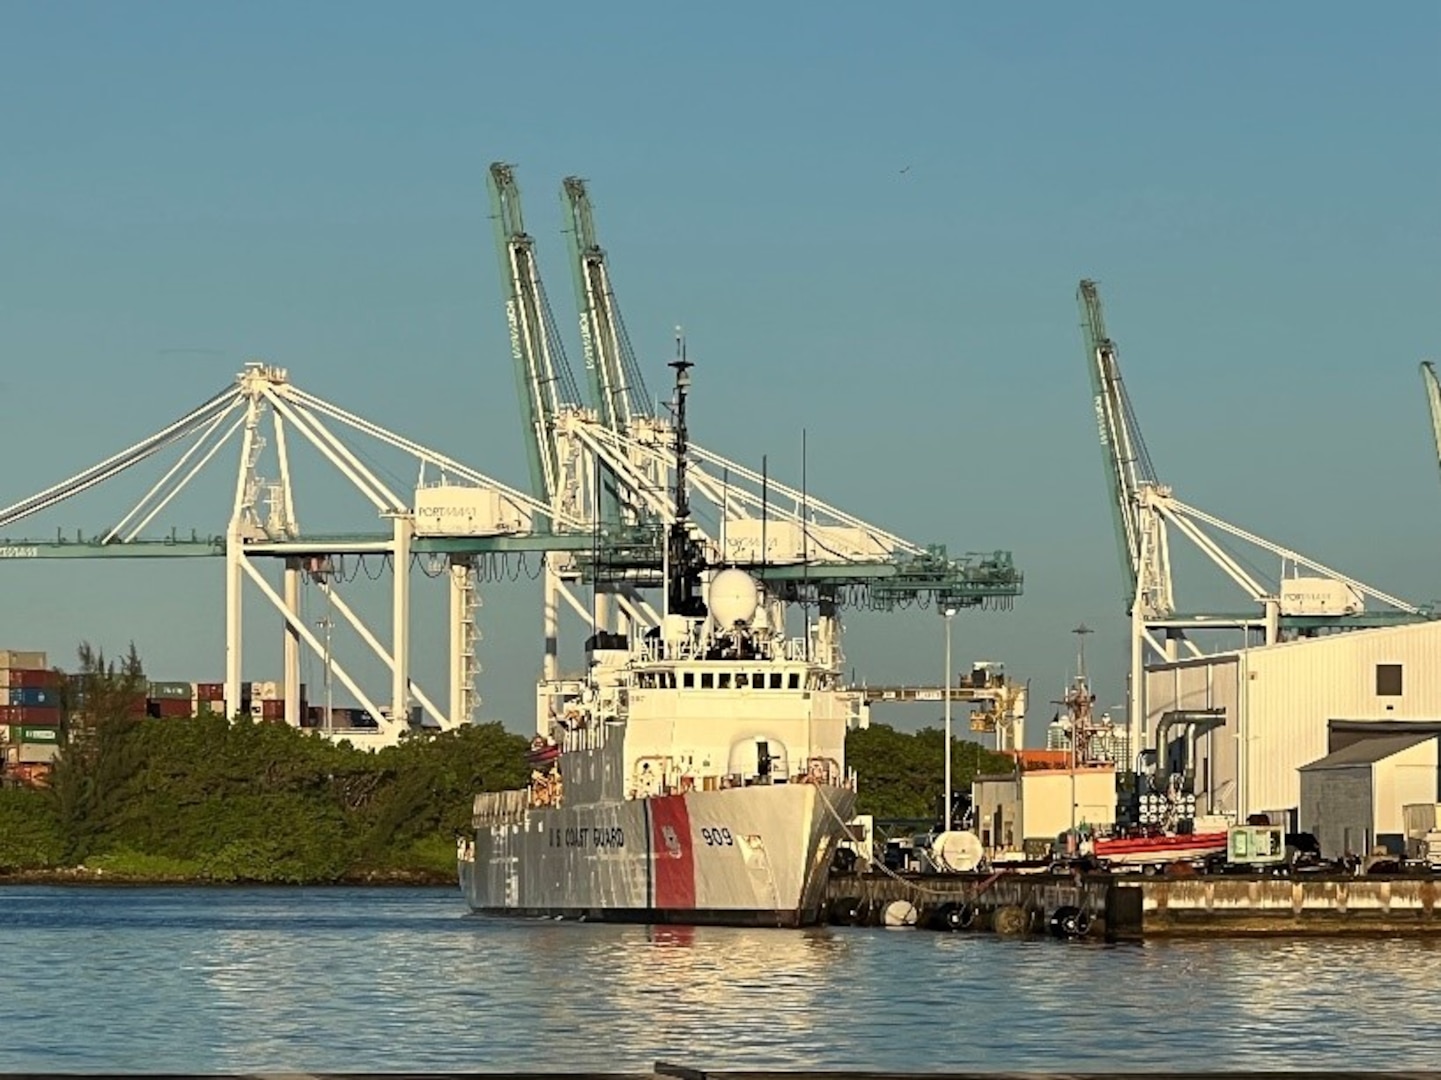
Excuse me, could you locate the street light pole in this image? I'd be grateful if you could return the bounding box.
[943,606,956,831]
[318,581,335,733]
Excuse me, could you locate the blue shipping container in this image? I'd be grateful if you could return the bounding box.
[4,687,54,707]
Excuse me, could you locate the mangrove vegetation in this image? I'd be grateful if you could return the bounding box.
[0,645,1013,882]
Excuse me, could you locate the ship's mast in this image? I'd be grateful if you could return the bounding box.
[666,333,707,620]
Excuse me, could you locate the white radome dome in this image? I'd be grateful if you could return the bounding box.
[708,568,760,628]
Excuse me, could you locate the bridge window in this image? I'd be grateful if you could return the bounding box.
[770,673,783,690]
[718,672,731,689]
[736,673,749,689]
[701,673,714,689]
[683,672,694,689]
[788,673,800,690]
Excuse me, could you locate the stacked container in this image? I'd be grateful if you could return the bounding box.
[147,680,193,719]
[245,680,291,722]
[0,649,59,767]
[193,682,223,717]
[303,704,379,730]
[0,651,58,732]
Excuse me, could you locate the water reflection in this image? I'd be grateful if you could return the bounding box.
[4,887,1441,1072]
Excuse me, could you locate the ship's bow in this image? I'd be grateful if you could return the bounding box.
[795,783,857,925]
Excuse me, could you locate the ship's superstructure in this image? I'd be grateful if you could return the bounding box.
[459,356,863,926]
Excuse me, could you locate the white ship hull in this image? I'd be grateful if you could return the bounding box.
[459,783,855,928]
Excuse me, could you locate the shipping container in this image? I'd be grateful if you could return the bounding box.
[15,725,60,744]
[147,697,192,719]
[148,680,192,700]
[196,682,225,701]
[0,705,60,726]
[3,687,56,707]
[0,668,58,689]
[17,742,58,764]
[7,760,52,787]
[0,650,47,670]
[260,698,286,720]
[251,680,281,700]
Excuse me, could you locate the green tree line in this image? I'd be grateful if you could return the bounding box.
[848,721,1014,821]
[0,646,1013,880]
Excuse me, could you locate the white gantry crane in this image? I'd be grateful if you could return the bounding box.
[491,162,1024,699]
[0,362,594,745]
[1080,279,1431,766]
[1421,361,1441,484]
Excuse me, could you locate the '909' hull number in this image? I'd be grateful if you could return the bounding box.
[701,826,734,847]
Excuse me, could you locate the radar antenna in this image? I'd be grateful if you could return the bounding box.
[667,330,707,618]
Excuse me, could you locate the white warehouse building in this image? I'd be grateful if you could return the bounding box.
[1143,620,1441,830]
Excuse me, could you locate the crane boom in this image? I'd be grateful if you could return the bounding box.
[562,176,652,432]
[1078,279,1161,608]
[488,162,582,511]
[1422,361,1441,486]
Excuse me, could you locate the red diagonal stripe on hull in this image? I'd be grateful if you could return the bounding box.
[649,795,696,909]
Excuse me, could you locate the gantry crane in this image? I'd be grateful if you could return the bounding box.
[1080,280,1173,620]
[0,363,608,743]
[490,163,616,684]
[488,162,586,517]
[1421,361,1441,484]
[492,163,1025,688]
[561,175,653,439]
[1080,280,1429,768]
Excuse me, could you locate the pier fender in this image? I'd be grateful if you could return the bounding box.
[933,902,977,931]
[993,904,1028,936]
[1047,905,1091,939]
[883,899,918,928]
[830,896,866,925]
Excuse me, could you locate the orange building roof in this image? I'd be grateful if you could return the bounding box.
[1002,749,1074,770]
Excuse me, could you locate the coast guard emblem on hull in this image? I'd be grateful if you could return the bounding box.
[661,824,682,858]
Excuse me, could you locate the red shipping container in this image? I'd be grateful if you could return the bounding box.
[11,761,51,788]
[196,682,225,701]
[0,705,60,725]
[152,698,192,719]
[260,698,286,720]
[6,669,57,689]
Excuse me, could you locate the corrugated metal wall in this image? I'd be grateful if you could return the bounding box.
[1244,622,1441,814]
[1148,622,1441,823]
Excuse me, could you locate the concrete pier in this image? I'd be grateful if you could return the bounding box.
[825,870,1441,938]
[1134,874,1441,935]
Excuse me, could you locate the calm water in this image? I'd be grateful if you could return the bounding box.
[1,885,1439,1072]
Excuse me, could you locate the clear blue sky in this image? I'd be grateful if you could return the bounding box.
[0,1,1437,738]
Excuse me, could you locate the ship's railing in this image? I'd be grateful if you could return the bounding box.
[626,755,858,799]
[472,788,530,827]
[560,716,612,753]
[633,635,813,665]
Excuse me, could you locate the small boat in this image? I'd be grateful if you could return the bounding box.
[525,737,561,767]
[1093,829,1227,868]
